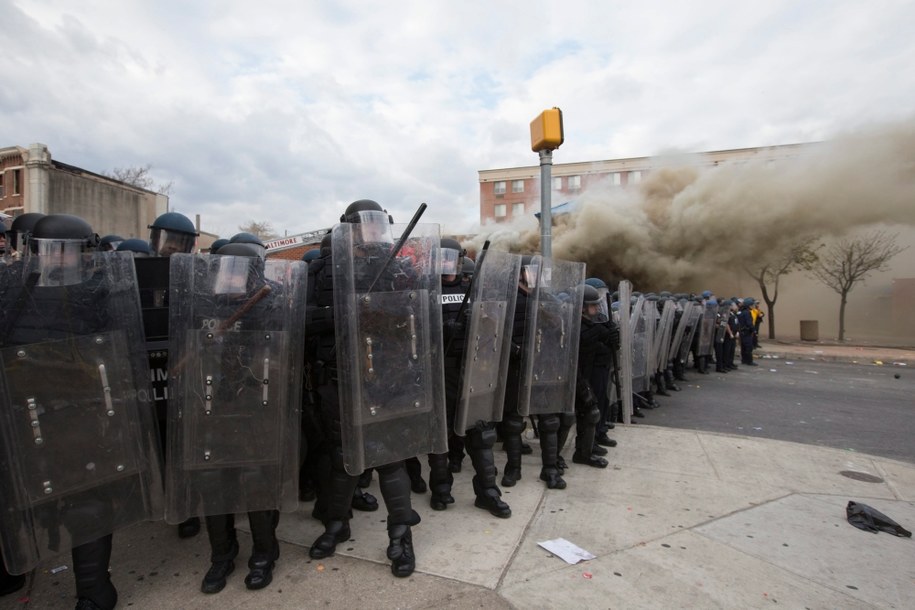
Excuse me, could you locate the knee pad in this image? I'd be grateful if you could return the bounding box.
[538,414,560,434]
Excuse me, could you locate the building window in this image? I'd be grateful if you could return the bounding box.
[610,172,621,186]
[12,169,21,195]
[512,203,525,217]
[511,179,524,193]
[553,177,562,190]
[0,173,4,198]
[629,171,642,184]
[493,181,506,195]
[568,175,581,190]
[494,203,507,218]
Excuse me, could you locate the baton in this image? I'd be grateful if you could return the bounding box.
[365,202,427,295]
[169,284,272,376]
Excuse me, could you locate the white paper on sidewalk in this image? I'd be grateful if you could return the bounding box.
[537,537,596,564]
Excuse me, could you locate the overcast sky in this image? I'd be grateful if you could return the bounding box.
[3,0,914,238]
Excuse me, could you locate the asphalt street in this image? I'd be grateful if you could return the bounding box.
[644,356,915,464]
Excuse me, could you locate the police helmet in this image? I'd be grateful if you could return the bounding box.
[29,214,98,286]
[440,237,465,276]
[149,212,198,256]
[229,232,266,259]
[701,290,713,299]
[30,214,97,249]
[744,297,756,306]
[116,238,153,257]
[343,200,394,246]
[7,212,45,252]
[209,238,230,253]
[302,249,321,262]
[462,257,475,277]
[213,243,264,295]
[340,199,393,224]
[585,277,607,290]
[98,234,124,252]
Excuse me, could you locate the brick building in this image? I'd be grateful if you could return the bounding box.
[477,143,808,225]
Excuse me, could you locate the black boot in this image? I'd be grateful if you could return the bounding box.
[472,476,511,518]
[405,457,427,493]
[352,487,379,512]
[72,536,118,609]
[595,432,617,447]
[357,469,373,488]
[201,537,238,594]
[572,451,609,468]
[591,444,608,456]
[556,455,568,473]
[386,524,416,578]
[309,520,350,559]
[178,516,201,538]
[427,453,454,511]
[663,369,681,391]
[654,373,671,396]
[244,545,279,590]
[244,510,279,590]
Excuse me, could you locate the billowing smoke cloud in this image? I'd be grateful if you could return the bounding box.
[469,118,915,291]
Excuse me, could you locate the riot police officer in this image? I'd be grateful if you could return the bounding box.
[306,200,425,578]
[571,285,612,468]
[141,211,201,539]
[0,214,164,610]
[430,239,511,517]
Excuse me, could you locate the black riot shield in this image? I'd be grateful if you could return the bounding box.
[0,253,163,575]
[333,222,447,474]
[453,250,520,435]
[517,257,586,416]
[165,254,306,523]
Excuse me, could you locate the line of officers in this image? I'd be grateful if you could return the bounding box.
[0,201,695,609]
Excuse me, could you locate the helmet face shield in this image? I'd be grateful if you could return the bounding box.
[584,299,609,323]
[439,248,462,276]
[150,228,196,257]
[354,216,393,247]
[213,256,254,295]
[31,239,89,286]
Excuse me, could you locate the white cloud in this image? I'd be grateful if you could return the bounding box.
[3,0,914,236]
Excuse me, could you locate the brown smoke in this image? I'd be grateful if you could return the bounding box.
[469,118,915,292]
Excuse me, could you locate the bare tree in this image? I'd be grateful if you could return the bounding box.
[745,241,820,339]
[809,230,906,341]
[238,221,279,242]
[103,164,173,195]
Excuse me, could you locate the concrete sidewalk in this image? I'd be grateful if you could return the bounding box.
[757,340,915,366]
[4,425,913,609]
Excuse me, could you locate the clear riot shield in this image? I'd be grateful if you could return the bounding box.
[667,301,688,362]
[334,222,447,474]
[518,257,585,416]
[453,250,520,435]
[677,302,703,364]
[617,281,633,424]
[630,296,649,393]
[698,302,717,356]
[165,254,306,523]
[0,253,163,575]
[653,300,676,372]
